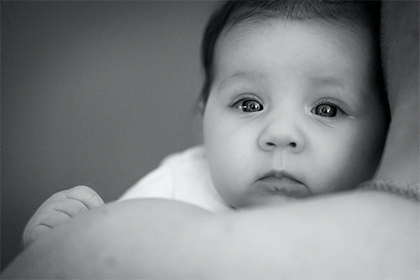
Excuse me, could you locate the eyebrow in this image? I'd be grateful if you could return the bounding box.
[309,77,344,88]
[217,71,265,91]
[310,76,368,99]
[310,76,367,108]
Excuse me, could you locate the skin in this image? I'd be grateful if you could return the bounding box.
[204,19,388,208]
[2,1,419,278]
[23,185,104,248]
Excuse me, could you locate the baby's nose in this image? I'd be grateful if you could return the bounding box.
[257,117,305,154]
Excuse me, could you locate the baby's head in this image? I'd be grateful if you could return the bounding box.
[200,0,389,208]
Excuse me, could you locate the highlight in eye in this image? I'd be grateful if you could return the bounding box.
[231,97,264,113]
[311,99,347,118]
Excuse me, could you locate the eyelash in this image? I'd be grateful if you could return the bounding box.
[230,95,264,113]
[311,99,347,118]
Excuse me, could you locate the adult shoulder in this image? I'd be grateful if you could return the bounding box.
[2,193,418,279]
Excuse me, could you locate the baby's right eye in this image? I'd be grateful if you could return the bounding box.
[232,99,264,113]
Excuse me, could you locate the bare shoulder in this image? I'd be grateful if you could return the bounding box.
[2,194,418,279]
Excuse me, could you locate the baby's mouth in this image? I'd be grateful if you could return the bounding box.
[254,171,312,198]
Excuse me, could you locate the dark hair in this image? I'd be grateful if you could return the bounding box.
[198,0,385,111]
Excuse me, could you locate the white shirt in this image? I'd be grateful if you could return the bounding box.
[119,146,231,212]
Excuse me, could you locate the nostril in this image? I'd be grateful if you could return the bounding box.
[266,142,276,147]
[290,142,297,148]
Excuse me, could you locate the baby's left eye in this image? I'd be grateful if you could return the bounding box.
[312,103,344,118]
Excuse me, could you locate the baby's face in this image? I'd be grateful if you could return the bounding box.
[203,19,388,208]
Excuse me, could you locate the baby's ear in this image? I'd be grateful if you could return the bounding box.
[198,100,205,114]
[188,99,205,118]
[194,97,206,116]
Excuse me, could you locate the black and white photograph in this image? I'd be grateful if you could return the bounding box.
[2,1,419,278]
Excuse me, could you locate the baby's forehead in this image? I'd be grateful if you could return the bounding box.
[220,1,377,33]
[224,15,370,39]
[217,17,373,60]
[212,17,377,97]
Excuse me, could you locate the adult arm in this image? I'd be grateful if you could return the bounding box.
[2,1,419,278]
[374,0,419,185]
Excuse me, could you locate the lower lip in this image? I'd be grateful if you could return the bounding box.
[253,177,311,198]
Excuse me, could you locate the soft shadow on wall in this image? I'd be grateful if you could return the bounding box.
[1,1,218,270]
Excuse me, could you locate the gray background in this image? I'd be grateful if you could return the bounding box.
[2,1,217,270]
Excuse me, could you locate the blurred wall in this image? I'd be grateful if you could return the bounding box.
[1,1,217,270]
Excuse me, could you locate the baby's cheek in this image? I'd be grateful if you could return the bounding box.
[209,156,251,207]
[308,146,358,194]
[207,156,233,197]
[330,148,375,191]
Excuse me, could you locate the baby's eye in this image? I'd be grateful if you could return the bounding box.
[312,103,344,118]
[234,99,264,113]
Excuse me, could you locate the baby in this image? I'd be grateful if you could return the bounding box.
[23,0,389,247]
